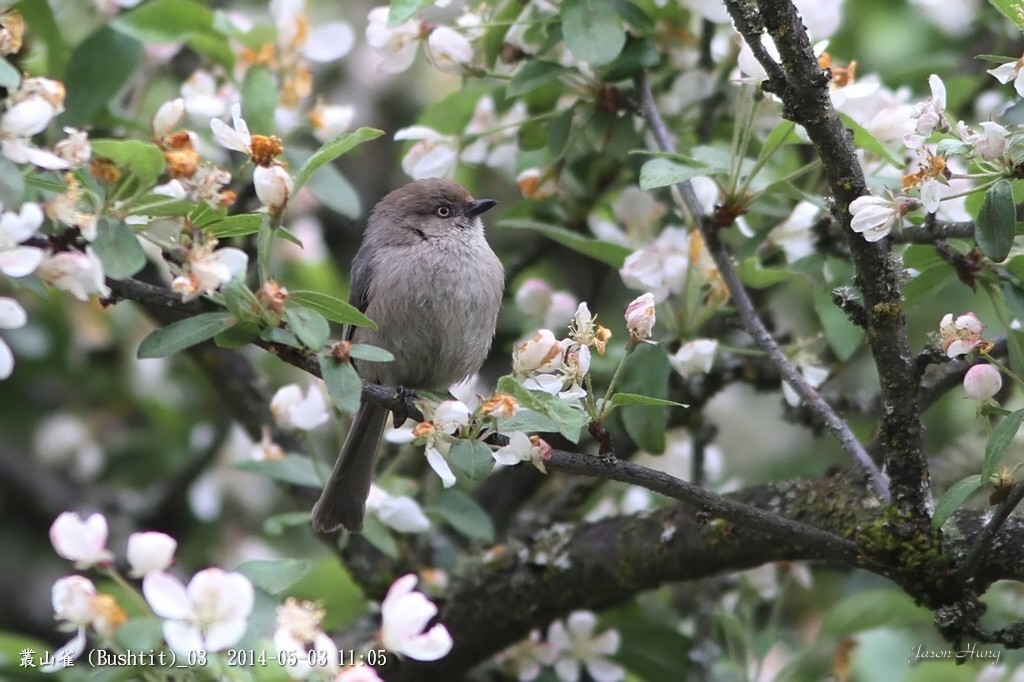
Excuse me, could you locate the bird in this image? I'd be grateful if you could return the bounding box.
[311,177,505,533]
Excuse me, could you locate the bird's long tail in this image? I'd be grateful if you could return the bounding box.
[311,404,388,533]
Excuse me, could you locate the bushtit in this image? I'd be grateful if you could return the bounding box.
[311,178,504,533]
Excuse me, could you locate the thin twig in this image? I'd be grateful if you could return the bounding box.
[633,72,889,503]
[956,481,1024,585]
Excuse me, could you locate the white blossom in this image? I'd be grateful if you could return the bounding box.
[427,26,473,74]
[127,532,177,578]
[395,126,458,179]
[37,248,110,301]
[0,201,44,277]
[669,339,718,378]
[365,485,431,533]
[143,568,254,655]
[940,312,985,358]
[270,383,330,431]
[380,574,453,661]
[366,6,422,74]
[49,511,113,568]
[0,296,26,380]
[547,611,624,682]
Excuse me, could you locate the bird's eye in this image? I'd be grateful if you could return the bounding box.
[436,205,451,218]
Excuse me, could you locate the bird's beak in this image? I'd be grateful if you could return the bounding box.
[467,198,497,216]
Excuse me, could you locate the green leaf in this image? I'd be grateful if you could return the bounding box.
[18,0,68,77]
[932,475,984,528]
[348,344,395,363]
[617,343,670,453]
[433,489,494,542]
[601,36,660,82]
[822,588,933,635]
[902,263,954,306]
[1010,329,1024,380]
[561,0,626,66]
[302,160,363,219]
[261,325,302,348]
[736,257,796,289]
[1002,281,1024,322]
[236,558,311,594]
[989,0,1024,32]
[319,355,362,416]
[92,218,146,280]
[289,290,378,329]
[981,408,1024,483]
[292,128,384,194]
[496,407,560,435]
[284,306,330,351]
[387,0,433,26]
[499,218,631,268]
[234,454,323,488]
[604,604,693,682]
[0,155,25,207]
[263,511,312,536]
[113,0,216,44]
[449,439,495,480]
[814,290,865,362]
[482,0,520,69]
[497,375,589,443]
[361,514,400,558]
[613,0,654,33]
[218,277,260,324]
[62,26,144,125]
[840,114,903,168]
[639,157,706,190]
[0,56,18,88]
[214,320,260,348]
[548,106,575,158]
[137,312,237,358]
[609,392,687,408]
[203,213,263,238]
[507,60,566,97]
[976,179,1016,262]
[241,66,277,136]
[114,618,164,652]
[90,139,166,188]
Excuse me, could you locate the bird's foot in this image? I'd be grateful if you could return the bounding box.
[393,386,418,427]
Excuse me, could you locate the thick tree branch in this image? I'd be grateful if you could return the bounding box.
[721,0,928,518]
[387,477,1024,680]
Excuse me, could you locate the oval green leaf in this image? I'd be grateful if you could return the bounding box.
[289,290,378,329]
[981,408,1024,483]
[931,474,983,529]
[137,312,237,358]
[976,179,1015,262]
[449,439,495,480]
[319,354,362,416]
[92,218,147,280]
[292,127,384,195]
[561,0,626,67]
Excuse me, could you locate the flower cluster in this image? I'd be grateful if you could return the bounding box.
[47,511,184,669]
[495,610,624,682]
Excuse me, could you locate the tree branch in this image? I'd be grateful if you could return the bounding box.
[722,0,929,518]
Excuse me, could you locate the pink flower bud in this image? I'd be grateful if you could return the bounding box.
[964,364,1002,402]
[625,292,656,340]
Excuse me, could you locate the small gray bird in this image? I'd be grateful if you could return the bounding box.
[311,178,504,533]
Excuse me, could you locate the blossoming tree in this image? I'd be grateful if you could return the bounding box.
[5,0,1024,680]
